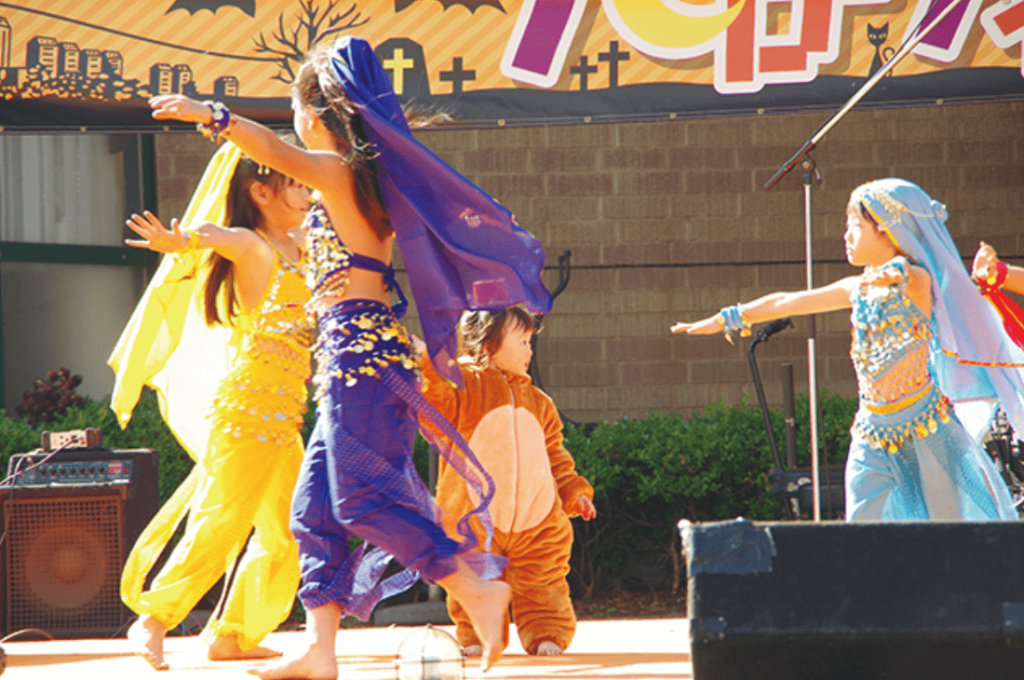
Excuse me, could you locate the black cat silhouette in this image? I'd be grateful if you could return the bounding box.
[867,22,896,78]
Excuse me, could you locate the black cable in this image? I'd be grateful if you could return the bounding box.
[0,442,71,551]
[0,628,54,643]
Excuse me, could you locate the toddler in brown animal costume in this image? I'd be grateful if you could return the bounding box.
[417,306,596,656]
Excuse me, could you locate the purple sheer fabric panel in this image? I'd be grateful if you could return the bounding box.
[326,35,553,387]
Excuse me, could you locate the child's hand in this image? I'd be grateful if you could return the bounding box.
[150,95,214,125]
[670,315,722,336]
[972,241,999,284]
[410,334,426,355]
[576,495,596,520]
[125,212,189,253]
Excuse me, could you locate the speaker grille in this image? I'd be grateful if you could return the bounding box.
[5,493,125,635]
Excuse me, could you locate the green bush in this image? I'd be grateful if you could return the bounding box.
[792,391,859,469]
[0,382,858,602]
[565,391,858,597]
[0,389,194,504]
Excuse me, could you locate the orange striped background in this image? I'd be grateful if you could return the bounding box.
[0,0,1018,97]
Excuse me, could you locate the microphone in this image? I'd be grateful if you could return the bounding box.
[757,318,794,342]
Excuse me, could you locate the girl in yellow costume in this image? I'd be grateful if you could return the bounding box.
[108,142,314,670]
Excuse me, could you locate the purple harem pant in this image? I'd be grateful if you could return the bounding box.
[290,300,504,619]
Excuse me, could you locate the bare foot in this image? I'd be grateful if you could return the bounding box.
[127,615,169,671]
[463,580,511,672]
[246,644,338,680]
[462,644,483,657]
[208,635,283,661]
[536,640,563,656]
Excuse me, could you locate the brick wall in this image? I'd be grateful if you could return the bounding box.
[155,100,1024,424]
[154,134,220,221]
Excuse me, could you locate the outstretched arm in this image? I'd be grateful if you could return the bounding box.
[973,241,1024,296]
[125,212,263,266]
[149,95,346,197]
[671,276,859,336]
[151,95,381,254]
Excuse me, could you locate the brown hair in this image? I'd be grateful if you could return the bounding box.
[202,157,288,326]
[459,306,543,365]
[292,43,391,240]
[291,42,451,241]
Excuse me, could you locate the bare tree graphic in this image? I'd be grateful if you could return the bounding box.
[253,0,370,84]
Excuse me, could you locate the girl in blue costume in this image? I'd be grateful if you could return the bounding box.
[673,178,1024,521]
[148,36,551,677]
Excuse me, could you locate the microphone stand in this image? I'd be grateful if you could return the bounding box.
[747,319,796,519]
[762,0,967,521]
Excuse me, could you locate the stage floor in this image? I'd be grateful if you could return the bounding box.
[5,618,691,679]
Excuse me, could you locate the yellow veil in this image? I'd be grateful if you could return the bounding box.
[108,143,243,462]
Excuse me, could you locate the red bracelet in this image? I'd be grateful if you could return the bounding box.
[981,261,1008,292]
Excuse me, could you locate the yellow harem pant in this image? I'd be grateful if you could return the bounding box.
[120,427,303,650]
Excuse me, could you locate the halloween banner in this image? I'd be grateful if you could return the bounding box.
[1,0,1023,132]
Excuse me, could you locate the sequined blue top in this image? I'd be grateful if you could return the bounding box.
[849,257,952,452]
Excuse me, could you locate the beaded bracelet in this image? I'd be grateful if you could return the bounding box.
[179,229,201,252]
[197,101,231,141]
[719,304,751,345]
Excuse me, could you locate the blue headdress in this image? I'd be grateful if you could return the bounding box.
[321,36,552,387]
[856,178,1024,435]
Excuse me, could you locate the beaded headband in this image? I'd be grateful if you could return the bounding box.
[853,182,947,260]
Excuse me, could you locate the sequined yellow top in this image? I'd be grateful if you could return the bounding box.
[209,236,315,446]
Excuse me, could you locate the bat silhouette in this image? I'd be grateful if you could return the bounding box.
[167,0,256,17]
[395,0,505,12]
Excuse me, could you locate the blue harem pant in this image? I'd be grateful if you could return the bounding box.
[846,387,1018,521]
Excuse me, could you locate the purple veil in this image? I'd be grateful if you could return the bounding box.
[324,36,552,387]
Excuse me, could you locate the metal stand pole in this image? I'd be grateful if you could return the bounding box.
[747,319,796,520]
[782,364,798,468]
[802,159,822,520]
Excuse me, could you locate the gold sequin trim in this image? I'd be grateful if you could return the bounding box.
[852,389,952,453]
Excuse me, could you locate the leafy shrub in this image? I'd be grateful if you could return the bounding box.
[565,391,858,597]
[1,386,431,513]
[0,389,194,504]
[0,378,859,602]
[791,391,859,469]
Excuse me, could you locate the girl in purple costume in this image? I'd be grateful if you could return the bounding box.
[148,36,552,678]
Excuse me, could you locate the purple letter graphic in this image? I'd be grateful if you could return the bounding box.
[500,0,588,89]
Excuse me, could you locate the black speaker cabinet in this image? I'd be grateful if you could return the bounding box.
[0,448,159,638]
[686,520,1024,680]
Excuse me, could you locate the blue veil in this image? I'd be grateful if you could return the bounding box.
[322,36,552,387]
[856,178,1024,435]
